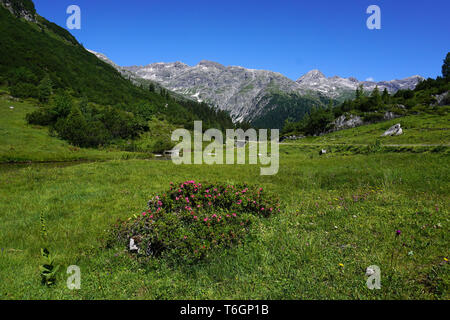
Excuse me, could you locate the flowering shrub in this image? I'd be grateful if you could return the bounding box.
[114,181,281,263]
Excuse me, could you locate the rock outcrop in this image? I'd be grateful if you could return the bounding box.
[382,124,403,136]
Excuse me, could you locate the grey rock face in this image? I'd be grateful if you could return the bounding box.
[88,49,423,124]
[296,70,423,98]
[333,114,364,131]
[432,91,449,106]
[0,0,36,22]
[382,124,403,136]
[123,60,303,123]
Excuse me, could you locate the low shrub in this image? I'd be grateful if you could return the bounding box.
[113,181,281,264]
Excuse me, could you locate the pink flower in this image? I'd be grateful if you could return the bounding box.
[184,235,187,239]
[212,214,217,218]
[204,217,208,222]
[193,216,198,220]
[208,202,212,206]
[150,215,153,219]
[232,213,237,217]
[142,212,146,216]
[261,207,265,211]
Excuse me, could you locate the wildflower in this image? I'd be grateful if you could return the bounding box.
[184,235,187,240]
[150,215,153,219]
[339,263,344,268]
[212,214,217,218]
[396,230,402,236]
[204,218,208,222]
[444,257,448,262]
[232,213,237,217]
[193,216,198,220]
[142,212,146,216]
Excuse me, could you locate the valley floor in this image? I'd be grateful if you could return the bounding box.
[0,97,448,299]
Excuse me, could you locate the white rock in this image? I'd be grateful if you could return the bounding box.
[382,123,403,136]
[129,238,139,251]
[365,267,375,276]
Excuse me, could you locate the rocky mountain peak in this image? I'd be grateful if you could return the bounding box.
[296,69,326,83]
[197,60,226,70]
[0,0,36,22]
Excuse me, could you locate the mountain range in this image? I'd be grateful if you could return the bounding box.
[90,50,423,127]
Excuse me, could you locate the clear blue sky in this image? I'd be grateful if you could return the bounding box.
[33,0,449,81]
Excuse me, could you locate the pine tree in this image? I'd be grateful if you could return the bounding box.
[149,83,155,93]
[370,86,382,110]
[382,88,390,103]
[442,52,450,79]
[355,84,364,100]
[37,75,52,103]
[58,105,88,147]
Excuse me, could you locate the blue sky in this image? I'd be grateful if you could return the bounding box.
[33,0,449,81]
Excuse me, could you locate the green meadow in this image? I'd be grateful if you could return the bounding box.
[0,96,449,299]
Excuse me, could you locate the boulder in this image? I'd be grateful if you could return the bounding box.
[319,149,327,155]
[382,124,403,136]
[383,111,399,120]
[432,91,449,106]
[333,114,364,131]
[129,238,139,251]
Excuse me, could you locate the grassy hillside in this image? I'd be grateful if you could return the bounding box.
[251,91,332,129]
[0,3,234,135]
[287,113,450,147]
[0,93,148,162]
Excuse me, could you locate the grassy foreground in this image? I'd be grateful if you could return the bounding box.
[0,152,448,299]
[0,97,448,299]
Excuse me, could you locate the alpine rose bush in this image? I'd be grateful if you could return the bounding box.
[114,181,281,263]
